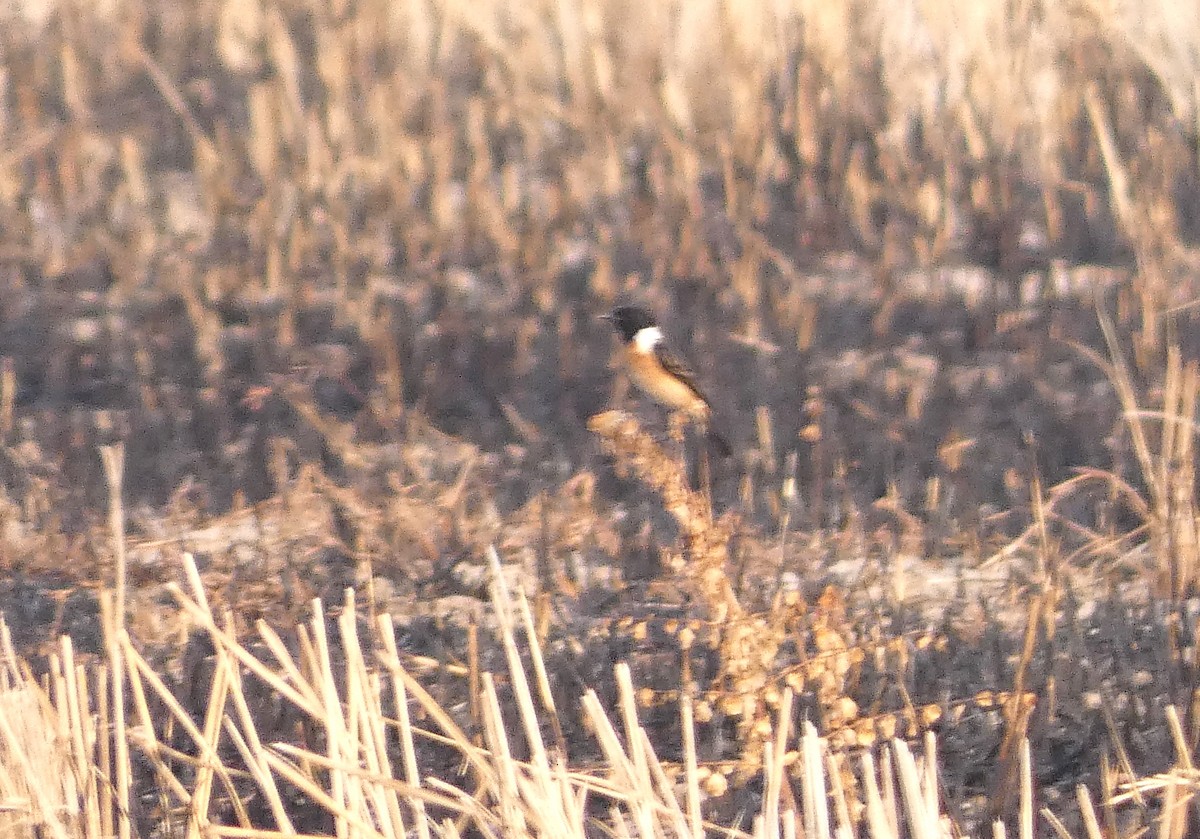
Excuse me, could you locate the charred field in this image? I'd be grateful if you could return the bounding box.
[1,1,1200,836]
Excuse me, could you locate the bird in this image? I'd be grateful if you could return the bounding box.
[602,305,731,457]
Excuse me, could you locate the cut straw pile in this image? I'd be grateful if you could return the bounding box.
[0,548,1019,839]
[8,546,1192,839]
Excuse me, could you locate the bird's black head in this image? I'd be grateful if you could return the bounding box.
[604,306,657,342]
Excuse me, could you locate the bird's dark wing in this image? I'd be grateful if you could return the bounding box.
[654,343,709,404]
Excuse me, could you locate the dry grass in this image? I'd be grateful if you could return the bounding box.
[0,548,1194,838]
[0,0,1198,835]
[3,0,1198,300]
[0,553,1050,838]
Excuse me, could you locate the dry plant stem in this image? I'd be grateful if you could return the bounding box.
[0,570,1097,839]
[801,722,830,839]
[1165,706,1195,773]
[1020,739,1033,839]
[861,752,897,839]
[467,619,482,741]
[0,358,13,440]
[308,595,351,837]
[220,662,297,834]
[1084,84,1168,353]
[1096,304,1200,601]
[0,682,69,839]
[515,586,567,755]
[123,642,193,806]
[480,673,526,836]
[826,749,854,839]
[587,410,739,619]
[1041,806,1074,839]
[892,740,929,838]
[680,693,702,839]
[378,614,433,839]
[99,592,132,839]
[1076,785,1105,839]
[991,592,1038,822]
[99,443,126,631]
[485,546,560,812]
[95,664,113,838]
[923,731,939,824]
[119,624,249,828]
[590,410,793,761]
[189,618,232,835]
[763,688,794,832]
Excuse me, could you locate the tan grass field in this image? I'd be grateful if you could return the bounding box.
[0,0,1200,836]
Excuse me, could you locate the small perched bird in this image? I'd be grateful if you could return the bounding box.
[603,305,731,457]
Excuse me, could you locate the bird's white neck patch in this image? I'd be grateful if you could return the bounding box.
[633,326,663,352]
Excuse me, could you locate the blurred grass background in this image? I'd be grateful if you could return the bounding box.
[1,0,1197,524]
[3,0,1196,297]
[0,0,1199,835]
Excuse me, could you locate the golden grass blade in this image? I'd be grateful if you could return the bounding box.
[220,659,296,834]
[377,614,432,839]
[202,828,344,839]
[306,596,353,838]
[187,621,232,838]
[118,633,246,821]
[801,722,830,839]
[880,744,900,838]
[424,775,507,834]
[359,667,408,839]
[1076,785,1104,839]
[269,743,470,812]
[55,637,93,835]
[334,592,378,830]
[165,582,319,716]
[95,665,113,839]
[1042,806,1076,839]
[220,717,290,834]
[0,676,72,839]
[485,545,559,823]
[122,637,192,805]
[479,672,526,836]
[73,660,99,839]
[825,748,854,839]
[259,748,391,839]
[254,620,323,710]
[1020,739,1033,839]
[861,751,898,839]
[1096,305,1161,512]
[1157,780,1178,839]
[1165,706,1194,771]
[374,634,490,782]
[551,756,589,838]
[614,662,656,837]
[636,725,691,836]
[680,692,702,839]
[515,586,566,752]
[100,594,131,839]
[580,689,638,787]
[1083,85,1135,242]
[892,738,934,839]
[763,688,793,837]
[922,731,939,829]
[99,443,126,629]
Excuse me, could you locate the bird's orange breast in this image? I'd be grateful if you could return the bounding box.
[623,346,710,419]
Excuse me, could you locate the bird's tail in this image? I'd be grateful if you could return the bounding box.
[706,425,733,458]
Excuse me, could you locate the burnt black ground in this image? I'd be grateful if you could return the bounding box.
[0,270,1155,536]
[1,4,1200,830]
